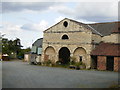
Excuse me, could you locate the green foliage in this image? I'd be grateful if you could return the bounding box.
[2,38,22,55]
[75,62,83,67]
[17,47,31,59]
[69,60,76,65]
[109,84,119,88]
[44,60,52,66]
[2,38,31,59]
[56,61,62,65]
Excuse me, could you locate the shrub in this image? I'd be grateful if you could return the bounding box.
[56,61,62,65]
[44,60,52,66]
[69,60,76,65]
[74,61,86,69]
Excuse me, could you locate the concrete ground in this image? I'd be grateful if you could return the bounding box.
[2,60,119,88]
[0,61,2,89]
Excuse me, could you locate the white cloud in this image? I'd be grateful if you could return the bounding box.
[1,2,58,13]
[49,5,74,15]
[1,22,22,34]
[75,2,118,18]
[50,2,118,22]
[0,22,44,48]
[21,20,48,31]
[54,16,65,23]
[1,2,118,22]
[2,0,118,2]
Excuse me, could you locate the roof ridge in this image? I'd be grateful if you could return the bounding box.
[87,25,103,36]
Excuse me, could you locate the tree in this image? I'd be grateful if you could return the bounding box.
[17,47,31,59]
[2,38,22,58]
[2,38,31,59]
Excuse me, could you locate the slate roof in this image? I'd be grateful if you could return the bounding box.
[72,19,120,36]
[111,23,120,34]
[69,19,103,36]
[89,22,120,36]
[32,38,43,48]
[91,42,120,56]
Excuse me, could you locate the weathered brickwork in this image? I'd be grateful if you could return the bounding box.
[97,56,106,70]
[102,34,120,43]
[41,18,119,70]
[114,57,120,72]
[41,18,100,69]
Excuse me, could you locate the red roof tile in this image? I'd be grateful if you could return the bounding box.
[91,43,120,56]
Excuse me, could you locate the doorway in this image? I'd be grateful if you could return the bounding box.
[106,56,114,71]
[59,47,70,64]
[91,56,97,69]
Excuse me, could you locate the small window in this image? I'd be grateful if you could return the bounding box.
[62,35,69,40]
[79,56,82,62]
[63,21,68,27]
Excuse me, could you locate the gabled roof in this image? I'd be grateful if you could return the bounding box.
[43,18,120,36]
[68,19,103,36]
[44,18,103,36]
[91,42,120,56]
[32,38,43,48]
[69,18,120,36]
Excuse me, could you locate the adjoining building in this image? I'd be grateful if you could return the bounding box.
[29,38,43,64]
[91,26,120,71]
[40,18,119,71]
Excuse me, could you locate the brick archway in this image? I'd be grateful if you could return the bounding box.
[59,47,70,64]
[73,47,87,62]
[44,46,55,62]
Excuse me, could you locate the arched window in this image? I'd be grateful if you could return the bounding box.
[62,35,69,40]
[63,21,68,27]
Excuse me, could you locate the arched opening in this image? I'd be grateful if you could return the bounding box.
[62,35,69,40]
[59,47,70,64]
[44,46,55,62]
[73,47,86,62]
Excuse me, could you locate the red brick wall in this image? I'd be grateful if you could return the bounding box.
[97,56,106,70]
[114,57,120,72]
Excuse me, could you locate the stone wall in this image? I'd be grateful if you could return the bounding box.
[41,18,94,69]
[102,34,119,43]
[92,34,102,43]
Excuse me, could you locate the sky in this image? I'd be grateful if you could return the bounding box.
[0,0,119,48]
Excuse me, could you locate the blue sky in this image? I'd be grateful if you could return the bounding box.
[0,0,119,48]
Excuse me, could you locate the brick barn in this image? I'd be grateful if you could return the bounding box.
[41,18,120,71]
[91,42,120,71]
[91,27,120,71]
